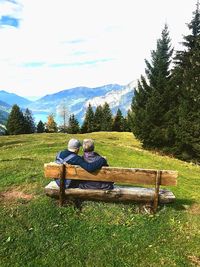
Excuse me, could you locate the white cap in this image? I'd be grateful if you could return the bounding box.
[68,139,82,152]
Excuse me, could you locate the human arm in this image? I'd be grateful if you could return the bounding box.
[68,155,107,172]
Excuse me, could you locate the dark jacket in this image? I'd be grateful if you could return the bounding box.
[78,151,114,190]
[55,149,107,188]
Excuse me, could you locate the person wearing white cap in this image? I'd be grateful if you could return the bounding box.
[55,138,107,188]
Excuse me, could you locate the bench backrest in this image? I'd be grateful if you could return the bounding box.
[44,163,178,186]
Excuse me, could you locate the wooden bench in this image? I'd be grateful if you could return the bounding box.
[44,163,178,213]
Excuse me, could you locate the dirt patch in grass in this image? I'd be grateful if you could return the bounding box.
[0,188,34,204]
[188,204,200,215]
[188,255,200,266]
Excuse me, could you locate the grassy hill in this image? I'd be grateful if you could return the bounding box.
[0,132,200,266]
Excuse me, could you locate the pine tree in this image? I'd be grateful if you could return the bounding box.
[172,1,200,161]
[123,115,131,132]
[37,120,45,133]
[67,114,80,134]
[81,103,94,133]
[93,105,103,132]
[127,109,134,132]
[101,102,112,131]
[112,108,124,132]
[6,104,26,135]
[131,24,173,148]
[24,108,35,133]
[46,114,58,133]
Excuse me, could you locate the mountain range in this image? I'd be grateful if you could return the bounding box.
[0,81,135,126]
[0,90,31,106]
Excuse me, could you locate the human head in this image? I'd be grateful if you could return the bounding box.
[83,139,95,152]
[67,138,82,153]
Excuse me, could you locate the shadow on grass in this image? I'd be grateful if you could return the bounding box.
[0,140,28,147]
[0,157,34,162]
[44,192,196,214]
[163,198,196,211]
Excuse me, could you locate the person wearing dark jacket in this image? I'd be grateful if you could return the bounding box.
[78,139,114,190]
[55,138,107,188]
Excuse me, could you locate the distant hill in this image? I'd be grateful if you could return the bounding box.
[28,83,135,123]
[0,100,11,125]
[0,90,32,107]
[0,123,7,135]
[0,100,11,109]
[27,84,132,123]
[1,82,135,124]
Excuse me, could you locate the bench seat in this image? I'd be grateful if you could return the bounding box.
[45,181,176,204]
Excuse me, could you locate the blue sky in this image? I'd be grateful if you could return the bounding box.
[0,15,19,27]
[0,0,197,98]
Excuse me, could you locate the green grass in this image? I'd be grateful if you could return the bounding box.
[0,132,200,267]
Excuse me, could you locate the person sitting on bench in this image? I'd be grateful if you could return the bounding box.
[55,138,107,188]
[78,139,114,190]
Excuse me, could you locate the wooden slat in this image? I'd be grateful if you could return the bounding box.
[45,181,176,204]
[44,163,63,178]
[44,163,178,186]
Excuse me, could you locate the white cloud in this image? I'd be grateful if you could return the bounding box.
[0,0,21,18]
[0,0,197,97]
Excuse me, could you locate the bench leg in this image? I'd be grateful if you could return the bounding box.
[59,164,65,207]
[153,171,161,213]
[74,198,83,211]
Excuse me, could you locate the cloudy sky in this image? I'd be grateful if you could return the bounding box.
[0,0,197,98]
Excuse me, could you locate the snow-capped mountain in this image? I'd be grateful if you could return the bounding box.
[85,80,136,115]
[27,84,125,123]
[0,82,136,125]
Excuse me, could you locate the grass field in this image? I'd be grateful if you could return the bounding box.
[0,132,200,267]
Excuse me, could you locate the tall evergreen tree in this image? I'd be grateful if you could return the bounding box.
[172,1,200,161]
[131,24,173,148]
[46,114,58,133]
[6,104,26,135]
[24,108,35,133]
[93,105,103,132]
[101,102,113,131]
[67,114,80,134]
[127,109,134,132]
[123,115,131,132]
[37,120,45,133]
[112,108,124,132]
[81,103,94,133]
